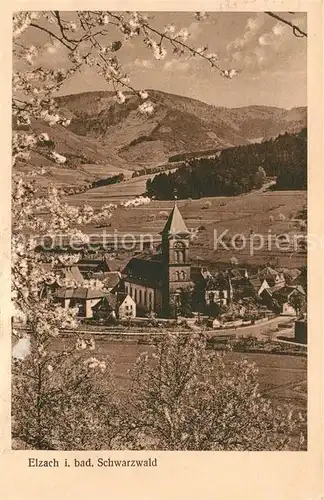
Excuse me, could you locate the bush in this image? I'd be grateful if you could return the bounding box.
[202,200,212,209]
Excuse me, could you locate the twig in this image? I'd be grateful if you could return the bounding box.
[265,12,307,38]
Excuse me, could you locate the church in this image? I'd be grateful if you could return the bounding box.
[121,202,194,317]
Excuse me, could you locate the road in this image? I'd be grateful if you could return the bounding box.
[211,315,294,340]
[60,315,295,340]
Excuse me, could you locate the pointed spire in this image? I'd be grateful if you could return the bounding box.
[160,201,190,237]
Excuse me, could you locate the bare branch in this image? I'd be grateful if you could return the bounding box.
[265,12,307,38]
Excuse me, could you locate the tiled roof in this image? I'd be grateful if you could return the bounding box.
[91,271,121,289]
[92,292,130,311]
[55,287,104,300]
[258,266,279,279]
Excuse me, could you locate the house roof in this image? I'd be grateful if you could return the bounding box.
[55,287,104,300]
[91,271,121,289]
[62,265,84,284]
[249,277,262,292]
[278,267,301,282]
[206,271,231,290]
[258,266,279,279]
[92,292,131,311]
[260,287,272,297]
[160,202,190,237]
[229,268,248,280]
[271,284,305,300]
[270,283,286,294]
[77,258,111,274]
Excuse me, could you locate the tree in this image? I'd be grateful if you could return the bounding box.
[122,333,305,450]
[253,166,267,188]
[206,301,221,318]
[12,340,120,450]
[288,292,306,317]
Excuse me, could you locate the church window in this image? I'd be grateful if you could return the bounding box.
[178,251,184,264]
[181,271,186,280]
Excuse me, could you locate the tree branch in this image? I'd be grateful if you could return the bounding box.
[265,12,307,38]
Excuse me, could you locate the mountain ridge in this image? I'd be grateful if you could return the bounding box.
[14,89,307,190]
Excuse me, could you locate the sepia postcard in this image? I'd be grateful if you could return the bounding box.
[0,1,323,499]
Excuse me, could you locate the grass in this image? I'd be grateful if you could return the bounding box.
[65,186,307,268]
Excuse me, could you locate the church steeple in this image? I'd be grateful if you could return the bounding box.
[161,201,190,266]
[160,201,190,238]
[160,201,192,318]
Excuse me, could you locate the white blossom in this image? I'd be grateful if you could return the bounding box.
[164,24,176,34]
[12,336,31,360]
[25,45,38,65]
[76,339,87,350]
[220,69,240,79]
[176,28,189,42]
[68,21,78,32]
[139,90,149,100]
[116,90,126,104]
[138,101,154,115]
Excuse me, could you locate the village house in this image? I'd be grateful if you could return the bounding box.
[204,271,233,307]
[229,267,249,283]
[77,256,112,279]
[273,285,306,316]
[92,293,136,321]
[259,282,306,316]
[257,266,285,287]
[55,286,105,318]
[91,271,121,292]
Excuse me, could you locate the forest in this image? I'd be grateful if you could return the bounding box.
[146,129,307,199]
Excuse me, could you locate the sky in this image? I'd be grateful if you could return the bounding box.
[16,12,307,109]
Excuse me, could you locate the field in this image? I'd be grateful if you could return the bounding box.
[65,182,307,268]
[81,339,307,411]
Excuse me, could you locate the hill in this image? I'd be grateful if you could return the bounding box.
[14,90,307,190]
[57,90,307,166]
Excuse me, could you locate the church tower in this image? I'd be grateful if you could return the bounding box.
[160,202,192,316]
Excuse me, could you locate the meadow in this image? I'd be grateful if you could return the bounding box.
[65,183,307,268]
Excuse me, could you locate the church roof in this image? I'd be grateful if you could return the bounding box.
[122,254,164,288]
[160,202,190,237]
